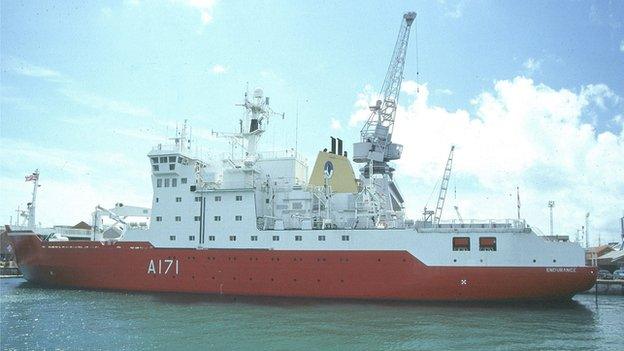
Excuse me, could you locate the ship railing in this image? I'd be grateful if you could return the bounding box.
[52,227,92,238]
[415,218,529,233]
[258,149,308,162]
[219,149,308,163]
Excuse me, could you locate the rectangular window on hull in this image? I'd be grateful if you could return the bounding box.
[235,215,242,221]
[235,195,243,201]
[164,178,170,187]
[181,178,187,184]
[156,197,159,203]
[229,235,236,241]
[318,235,326,241]
[172,178,177,187]
[251,236,258,241]
[170,235,176,241]
[194,216,200,221]
[272,235,279,241]
[157,179,162,188]
[189,235,195,241]
[479,237,497,251]
[156,216,162,222]
[208,235,215,241]
[214,216,221,221]
[341,235,349,241]
[175,216,181,222]
[176,197,182,202]
[453,237,470,251]
[215,196,221,202]
[194,196,201,202]
[295,235,302,241]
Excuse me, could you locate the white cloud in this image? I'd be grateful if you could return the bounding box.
[349,77,624,245]
[620,40,624,52]
[401,80,420,96]
[330,118,342,131]
[60,88,152,117]
[3,57,63,81]
[210,64,227,74]
[435,88,453,96]
[348,84,380,127]
[438,0,466,19]
[173,0,218,25]
[523,58,542,75]
[101,7,113,18]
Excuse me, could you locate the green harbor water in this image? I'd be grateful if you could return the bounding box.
[1,278,622,351]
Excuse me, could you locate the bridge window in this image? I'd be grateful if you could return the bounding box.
[157,179,162,188]
[236,195,243,201]
[235,215,242,221]
[229,235,236,241]
[189,235,195,241]
[152,165,159,171]
[151,157,158,164]
[164,179,170,187]
[172,178,177,187]
[318,235,326,241]
[479,237,497,251]
[169,164,175,171]
[181,178,187,184]
[214,216,221,221]
[169,235,176,241]
[169,156,176,162]
[452,237,470,251]
[251,235,258,241]
[295,235,302,241]
[160,156,167,163]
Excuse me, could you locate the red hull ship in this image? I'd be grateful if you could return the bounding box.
[9,232,595,301]
[6,12,596,301]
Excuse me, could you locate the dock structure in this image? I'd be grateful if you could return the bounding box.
[586,279,624,295]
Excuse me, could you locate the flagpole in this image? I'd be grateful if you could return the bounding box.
[516,186,520,220]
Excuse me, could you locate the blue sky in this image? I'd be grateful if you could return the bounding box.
[1,1,623,244]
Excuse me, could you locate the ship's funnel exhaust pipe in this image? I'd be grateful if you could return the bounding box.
[337,138,343,156]
[331,137,336,154]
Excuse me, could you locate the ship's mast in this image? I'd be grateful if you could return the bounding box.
[26,169,40,228]
[215,87,283,164]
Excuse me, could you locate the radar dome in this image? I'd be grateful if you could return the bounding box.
[253,88,264,98]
